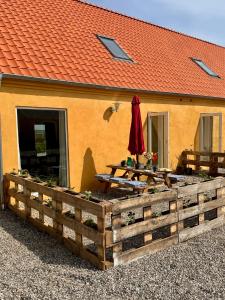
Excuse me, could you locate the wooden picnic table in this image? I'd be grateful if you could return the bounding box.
[97,164,172,193]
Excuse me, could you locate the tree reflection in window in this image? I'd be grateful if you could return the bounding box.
[34,124,47,157]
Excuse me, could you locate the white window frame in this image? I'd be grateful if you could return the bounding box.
[147,112,169,168]
[200,112,222,152]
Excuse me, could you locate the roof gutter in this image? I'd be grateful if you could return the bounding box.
[0,73,3,88]
[2,73,224,101]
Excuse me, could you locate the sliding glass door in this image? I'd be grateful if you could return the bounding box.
[17,108,68,187]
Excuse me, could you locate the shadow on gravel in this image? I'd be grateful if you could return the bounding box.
[0,209,97,271]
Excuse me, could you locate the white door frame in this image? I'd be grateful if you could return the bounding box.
[15,107,70,187]
[147,112,169,168]
[200,112,222,152]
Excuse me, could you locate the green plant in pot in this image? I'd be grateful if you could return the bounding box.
[84,191,92,201]
[83,218,97,230]
[18,169,30,178]
[125,211,135,225]
[46,178,57,188]
[33,176,42,183]
[10,168,18,175]
[44,198,52,208]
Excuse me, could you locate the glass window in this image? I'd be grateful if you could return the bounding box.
[98,35,132,61]
[34,124,47,157]
[192,58,219,77]
[17,109,68,187]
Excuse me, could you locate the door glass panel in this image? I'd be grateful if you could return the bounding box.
[148,113,168,168]
[201,115,221,153]
[202,116,213,152]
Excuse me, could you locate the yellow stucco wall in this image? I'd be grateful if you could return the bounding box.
[0,78,225,191]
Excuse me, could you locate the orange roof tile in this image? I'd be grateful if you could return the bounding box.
[0,0,225,98]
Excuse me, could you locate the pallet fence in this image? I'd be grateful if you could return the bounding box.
[181,150,225,175]
[3,174,225,269]
[3,174,113,270]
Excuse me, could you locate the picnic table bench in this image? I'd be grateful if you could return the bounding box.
[96,164,172,193]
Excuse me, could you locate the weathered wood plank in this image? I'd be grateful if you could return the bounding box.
[63,237,106,270]
[143,206,152,244]
[112,213,122,259]
[114,235,178,266]
[182,150,225,157]
[52,198,63,234]
[179,215,225,242]
[112,190,177,214]
[59,214,104,245]
[8,188,17,197]
[113,212,178,243]
[178,197,225,221]
[75,208,83,245]
[5,174,105,217]
[97,217,106,261]
[198,193,205,224]
[169,201,177,235]
[3,177,10,208]
[105,230,113,247]
[177,178,225,198]
[8,204,26,219]
[38,193,44,224]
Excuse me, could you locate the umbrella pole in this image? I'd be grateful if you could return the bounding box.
[136,154,140,179]
[136,154,139,165]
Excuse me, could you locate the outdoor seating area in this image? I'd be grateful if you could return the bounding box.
[3,150,225,270]
[3,92,225,271]
[96,164,172,193]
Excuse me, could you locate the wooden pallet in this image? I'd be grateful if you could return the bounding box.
[3,174,225,269]
[3,174,112,270]
[180,150,225,175]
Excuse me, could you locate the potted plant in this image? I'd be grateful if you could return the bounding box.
[125,211,135,225]
[64,210,75,219]
[18,169,30,178]
[32,176,43,183]
[43,198,52,208]
[143,152,152,169]
[83,191,92,201]
[10,168,18,175]
[83,218,98,230]
[45,178,57,188]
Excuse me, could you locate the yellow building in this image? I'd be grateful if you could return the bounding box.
[0,0,225,191]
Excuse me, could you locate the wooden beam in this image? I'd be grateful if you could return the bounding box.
[143,206,152,244]
[178,197,225,221]
[114,235,178,266]
[179,216,225,242]
[113,212,178,243]
[112,190,177,214]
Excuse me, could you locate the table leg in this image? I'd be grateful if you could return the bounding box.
[164,174,172,188]
[103,168,117,193]
[103,182,111,193]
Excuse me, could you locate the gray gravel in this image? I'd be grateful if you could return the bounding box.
[1,209,225,300]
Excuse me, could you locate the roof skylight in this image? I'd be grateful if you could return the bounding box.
[97,35,132,61]
[192,58,219,78]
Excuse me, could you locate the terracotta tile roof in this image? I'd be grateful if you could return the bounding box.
[1,0,225,98]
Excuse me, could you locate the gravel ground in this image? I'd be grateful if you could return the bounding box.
[1,210,225,300]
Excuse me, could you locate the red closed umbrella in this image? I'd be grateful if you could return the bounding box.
[128,96,145,166]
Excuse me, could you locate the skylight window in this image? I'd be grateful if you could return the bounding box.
[97,35,132,61]
[191,58,219,78]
